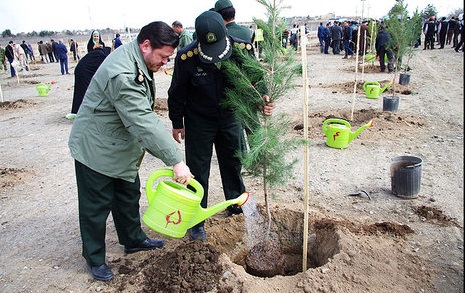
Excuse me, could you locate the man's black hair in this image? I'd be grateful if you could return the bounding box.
[137,21,179,49]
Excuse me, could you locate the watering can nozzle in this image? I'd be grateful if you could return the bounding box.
[235,192,250,206]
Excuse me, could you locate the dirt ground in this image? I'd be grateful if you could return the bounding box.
[0,37,463,293]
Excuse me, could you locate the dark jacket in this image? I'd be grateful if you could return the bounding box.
[375,31,391,52]
[168,36,255,129]
[330,25,343,40]
[317,25,325,38]
[71,50,108,114]
[343,25,353,41]
[5,44,14,59]
[55,43,68,60]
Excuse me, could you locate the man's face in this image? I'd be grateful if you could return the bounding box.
[172,26,181,34]
[141,42,174,72]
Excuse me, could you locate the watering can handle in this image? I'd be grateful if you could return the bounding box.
[363,81,368,91]
[145,168,203,204]
[322,118,351,133]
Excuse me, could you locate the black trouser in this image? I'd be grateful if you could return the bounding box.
[377,47,393,72]
[184,112,246,227]
[425,34,435,49]
[74,160,147,266]
[332,39,341,54]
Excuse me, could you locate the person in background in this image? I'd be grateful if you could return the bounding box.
[358,20,370,55]
[14,42,28,71]
[342,21,354,59]
[168,10,273,243]
[46,41,55,62]
[330,21,343,55]
[112,33,123,51]
[4,41,16,77]
[38,41,49,63]
[87,30,106,52]
[55,39,69,75]
[454,16,464,52]
[68,21,193,282]
[51,39,59,63]
[437,16,448,49]
[317,22,325,53]
[214,0,250,41]
[172,21,193,50]
[289,24,299,50]
[323,22,331,54]
[20,41,31,61]
[375,26,393,73]
[69,39,79,61]
[423,16,436,50]
[0,44,7,70]
[27,42,35,61]
[66,49,109,120]
[281,28,289,48]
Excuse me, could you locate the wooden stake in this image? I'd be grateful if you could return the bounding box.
[370,21,376,54]
[350,23,362,121]
[300,25,309,273]
[0,80,4,103]
[361,30,367,82]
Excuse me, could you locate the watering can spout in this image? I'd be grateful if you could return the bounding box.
[380,81,394,94]
[187,192,249,229]
[349,119,374,143]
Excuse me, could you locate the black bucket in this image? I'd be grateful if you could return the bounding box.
[383,96,400,112]
[390,156,422,198]
[399,73,410,85]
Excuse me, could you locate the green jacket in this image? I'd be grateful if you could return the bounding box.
[226,22,251,42]
[68,40,183,182]
[178,29,193,50]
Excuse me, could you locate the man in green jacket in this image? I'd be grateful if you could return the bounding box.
[215,0,251,41]
[68,21,193,282]
[172,20,193,50]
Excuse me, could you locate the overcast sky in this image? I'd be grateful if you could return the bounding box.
[0,0,462,34]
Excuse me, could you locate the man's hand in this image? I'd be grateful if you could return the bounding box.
[262,95,274,116]
[173,161,193,185]
[172,128,185,143]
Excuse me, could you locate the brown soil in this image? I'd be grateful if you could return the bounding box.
[0,36,463,293]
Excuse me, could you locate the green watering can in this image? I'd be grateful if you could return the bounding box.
[322,118,374,149]
[363,81,393,99]
[142,168,249,238]
[35,83,51,97]
[365,53,388,63]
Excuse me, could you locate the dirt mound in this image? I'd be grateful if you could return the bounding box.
[112,242,223,293]
[293,108,425,140]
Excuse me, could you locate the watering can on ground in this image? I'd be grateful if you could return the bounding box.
[363,81,393,99]
[142,168,249,238]
[36,83,51,97]
[322,118,374,149]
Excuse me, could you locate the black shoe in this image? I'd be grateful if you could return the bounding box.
[189,226,207,242]
[226,205,243,217]
[124,238,164,254]
[86,263,114,281]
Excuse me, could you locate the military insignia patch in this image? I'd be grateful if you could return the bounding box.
[135,66,145,84]
[206,32,217,43]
